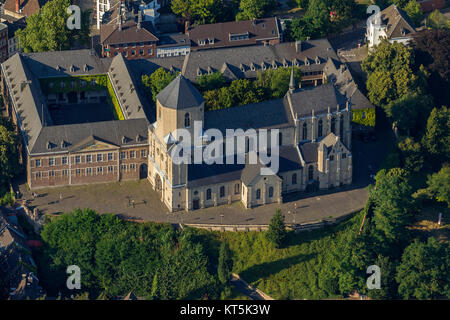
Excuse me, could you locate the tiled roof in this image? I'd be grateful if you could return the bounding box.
[4,0,46,17]
[372,4,416,38]
[186,17,280,50]
[101,20,158,45]
[299,142,318,164]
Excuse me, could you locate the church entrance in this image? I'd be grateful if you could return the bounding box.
[139,163,148,179]
[192,199,200,210]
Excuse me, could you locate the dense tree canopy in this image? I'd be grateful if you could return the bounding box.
[396,237,450,299]
[39,209,220,299]
[404,0,423,27]
[426,165,450,207]
[362,41,426,106]
[171,0,228,25]
[0,117,20,196]
[236,0,277,21]
[141,68,178,102]
[422,106,450,163]
[16,0,91,53]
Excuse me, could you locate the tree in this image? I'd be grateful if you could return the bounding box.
[171,0,223,25]
[426,10,450,30]
[196,72,227,92]
[330,0,358,24]
[412,29,450,107]
[16,0,90,52]
[284,18,312,41]
[422,106,450,163]
[236,0,276,21]
[141,68,178,102]
[362,41,426,106]
[218,240,233,284]
[0,119,20,196]
[266,209,287,248]
[404,0,423,27]
[426,165,450,207]
[385,93,433,136]
[256,67,302,99]
[371,168,413,242]
[367,255,398,300]
[303,0,331,39]
[397,137,425,173]
[396,237,450,299]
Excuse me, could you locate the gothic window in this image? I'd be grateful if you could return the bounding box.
[331,117,336,134]
[308,165,314,180]
[340,116,344,140]
[292,173,297,185]
[234,183,240,194]
[256,189,261,200]
[184,113,190,128]
[268,186,274,198]
[318,119,323,137]
[302,123,307,140]
[206,188,212,200]
[220,186,225,197]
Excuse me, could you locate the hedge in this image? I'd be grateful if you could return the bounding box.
[352,108,376,127]
[106,77,125,120]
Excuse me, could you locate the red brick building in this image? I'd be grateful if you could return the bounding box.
[0,23,8,63]
[100,6,158,59]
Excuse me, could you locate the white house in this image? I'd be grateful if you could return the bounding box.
[139,0,160,25]
[366,5,416,49]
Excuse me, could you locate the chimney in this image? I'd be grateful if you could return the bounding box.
[295,40,302,53]
[15,0,20,12]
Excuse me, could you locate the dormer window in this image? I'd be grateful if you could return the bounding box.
[250,63,256,71]
[197,67,202,76]
[304,58,310,66]
[208,38,214,44]
[261,62,267,70]
[240,64,245,72]
[229,32,249,41]
[315,57,320,64]
[198,39,206,46]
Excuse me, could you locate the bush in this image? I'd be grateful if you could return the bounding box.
[265,209,287,248]
[0,191,14,206]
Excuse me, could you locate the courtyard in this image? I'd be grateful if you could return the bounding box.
[48,101,116,125]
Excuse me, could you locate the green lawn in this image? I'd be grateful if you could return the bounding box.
[221,212,363,300]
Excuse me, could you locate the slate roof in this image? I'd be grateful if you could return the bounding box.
[1,53,52,152]
[371,4,416,38]
[187,160,244,188]
[288,84,347,118]
[157,33,191,48]
[319,133,339,155]
[323,58,373,111]
[299,142,318,164]
[278,145,303,173]
[30,119,149,154]
[156,74,204,109]
[108,54,147,119]
[186,17,280,50]
[22,49,111,78]
[181,39,338,82]
[204,98,294,133]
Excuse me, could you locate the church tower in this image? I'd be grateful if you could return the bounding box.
[148,74,205,212]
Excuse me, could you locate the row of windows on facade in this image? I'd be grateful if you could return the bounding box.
[34,150,147,167]
[193,184,275,200]
[108,42,154,49]
[49,79,97,89]
[109,48,153,57]
[302,117,345,140]
[34,163,139,179]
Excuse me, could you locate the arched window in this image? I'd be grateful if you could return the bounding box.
[234,183,240,194]
[340,116,344,140]
[308,165,314,180]
[331,117,336,134]
[318,119,323,137]
[278,132,282,146]
[268,186,274,198]
[206,188,212,200]
[184,113,190,128]
[302,123,308,140]
[220,186,225,197]
[292,173,297,185]
[158,107,161,119]
[245,138,249,153]
[256,189,261,200]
